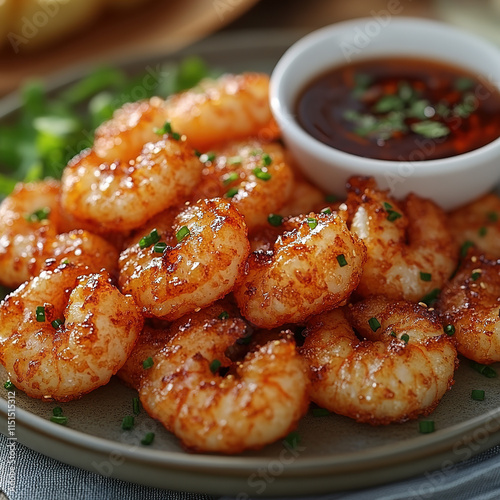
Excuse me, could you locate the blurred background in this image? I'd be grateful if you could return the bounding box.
[1,0,500,96]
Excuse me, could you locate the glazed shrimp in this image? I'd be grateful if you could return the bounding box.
[347,177,458,302]
[0,179,62,288]
[233,212,366,329]
[0,263,143,401]
[119,197,250,321]
[61,136,201,232]
[438,253,500,364]
[191,140,294,230]
[139,306,309,453]
[449,193,500,258]
[301,297,457,424]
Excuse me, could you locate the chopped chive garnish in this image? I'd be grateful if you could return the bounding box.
[153,241,167,253]
[284,431,300,449]
[36,306,46,322]
[142,357,154,369]
[325,194,337,202]
[61,258,70,265]
[401,334,410,344]
[368,317,381,332]
[121,415,135,430]
[209,359,222,374]
[420,288,441,307]
[50,416,68,426]
[478,226,488,237]
[133,397,141,416]
[139,229,160,249]
[390,331,397,337]
[471,389,485,401]
[419,420,435,434]
[307,217,318,230]
[227,156,242,165]
[26,207,51,222]
[218,311,229,320]
[383,202,393,210]
[321,207,332,215]
[444,324,455,336]
[175,226,190,243]
[222,172,239,185]
[53,406,63,417]
[253,167,272,181]
[471,271,481,281]
[141,432,155,445]
[312,408,330,417]
[199,152,216,163]
[337,254,347,267]
[471,362,497,378]
[194,149,201,157]
[51,318,64,329]
[420,272,432,282]
[154,121,180,140]
[4,380,14,390]
[225,187,239,198]
[261,153,272,166]
[460,240,475,258]
[386,210,402,222]
[487,212,498,223]
[268,213,283,227]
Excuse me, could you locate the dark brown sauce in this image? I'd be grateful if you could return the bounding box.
[296,57,500,161]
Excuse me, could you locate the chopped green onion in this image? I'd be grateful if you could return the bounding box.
[487,212,498,223]
[268,213,283,227]
[121,415,135,430]
[142,357,154,370]
[478,226,487,237]
[141,432,155,445]
[175,226,190,243]
[420,272,432,282]
[225,187,239,198]
[390,331,397,337]
[321,207,332,215]
[26,207,51,222]
[51,318,64,329]
[383,202,393,210]
[199,152,216,163]
[312,408,330,417]
[133,397,141,416]
[444,324,455,336]
[4,380,14,390]
[253,167,272,181]
[420,288,441,307]
[284,431,300,449]
[222,172,239,185]
[218,311,229,320]
[471,362,497,378]
[471,389,485,401]
[210,359,222,374]
[261,153,272,166]
[337,254,347,267]
[460,241,475,258]
[386,210,402,222]
[411,120,450,139]
[61,258,70,265]
[368,317,381,332]
[154,121,180,140]
[194,149,201,157]
[325,194,338,203]
[227,156,242,165]
[419,420,435,434]
[50,416,68,426]
[454,77,475,92]
[401,334,410,344]
[307,217,318,230]
[36,306,46,322]
[139,229,160,249]
[153,241,167,253]
[471,271,481,281]
[53,406,63,417]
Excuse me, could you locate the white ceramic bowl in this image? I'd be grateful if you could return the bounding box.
[270,17,500,209]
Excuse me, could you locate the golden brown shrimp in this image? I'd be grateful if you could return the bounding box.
[449,193,500,259]
[438,252,500,364]
[61,136,201,232]
[301,297,457,424]
[139,305,309,453]
[0,179,62,288]
[191,140,294,230]
[233,212,366,329]
[119,197,250,321]
[347,177,458,302]
[0,263,143,401]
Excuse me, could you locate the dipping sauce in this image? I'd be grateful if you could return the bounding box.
[296,57,500,161]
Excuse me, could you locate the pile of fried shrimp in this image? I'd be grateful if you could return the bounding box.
[1,73,499,455]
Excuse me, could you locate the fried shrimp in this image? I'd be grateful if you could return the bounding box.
[61,136,201,232]
[0,179,62,288]
[119,197,250,321]
[191,140,294,230]
[449,193,500,259]
[347,177,458,302]
[301,297,457,424]
[139,306,309,453]
[0,263,143,401]
[233,212,366,329]
[439,253,500,364]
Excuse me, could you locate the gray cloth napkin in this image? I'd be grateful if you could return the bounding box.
[1,431,500,500]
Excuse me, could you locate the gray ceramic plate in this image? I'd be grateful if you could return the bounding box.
[1,31,500,497]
